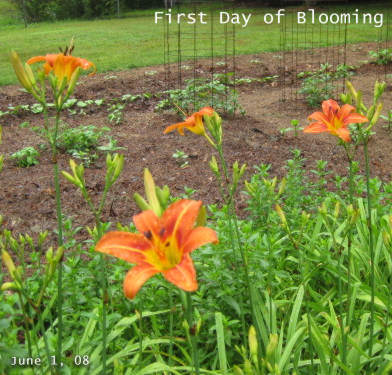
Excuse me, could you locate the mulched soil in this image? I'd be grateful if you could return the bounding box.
[0,41,391,246]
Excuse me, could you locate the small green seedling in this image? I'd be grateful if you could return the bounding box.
[280,119,303,137]
[172,149,189,168]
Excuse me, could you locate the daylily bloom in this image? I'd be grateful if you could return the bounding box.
[304,99,368,142]
[164,107,214,136]
[95,199,218,299]
[27,53,96,83]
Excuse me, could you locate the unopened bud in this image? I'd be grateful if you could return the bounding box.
[275,204,287,227]
[11,51,33,92]
[209,156,219,176]
[334,201,340,218]
[266,333,278,360]
[248,326,258,362]
[133,192,151,212]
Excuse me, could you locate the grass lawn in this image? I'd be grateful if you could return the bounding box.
[0,2,391,86]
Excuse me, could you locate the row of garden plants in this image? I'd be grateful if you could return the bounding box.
[0,44,391,374]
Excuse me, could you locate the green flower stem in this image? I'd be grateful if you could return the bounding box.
[17,291,32,358]
[342,142,355,365]
[215,144,259,356]
[185,292,200,375]
[100,251,108,375]
[42,107,65,372]
[168,290,174,366]
[37,306,55,375]
[138,305,143,362]
[363,140,375,357]
[84,184,110,374]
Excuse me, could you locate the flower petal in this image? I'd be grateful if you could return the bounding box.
[322,99,340,116]
[338,104,355,119]
[164,121,188,135]
[95,231,150,264]
[182,227,218,253]
[343,113,368,125]
[198,107,214,116]
[303,122,328,134]
[123,264,158,299]
[133,210,160,239]
[336,126,351,142]
[162,200,202,248]
[163,254,197,292]
[308,111,330,124]
[26,55,48,65]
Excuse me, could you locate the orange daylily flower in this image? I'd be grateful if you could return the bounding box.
[304,99,368,142]
[27,53,96,83]
[95,199,218,299]
[164,107,214,136]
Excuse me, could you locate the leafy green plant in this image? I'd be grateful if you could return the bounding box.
[172,149,189,168]
[10,146,40,167]
[279,119,302,136]
[369,48,392,65]
[107,102,125,125]
[57,125,118,165]
[156,76,245,116]
[299,63,354,107]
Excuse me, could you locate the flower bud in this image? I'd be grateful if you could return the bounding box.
[266,333,278,360]
[248,326,258,363]
[10,51,33,92]
[334,201,340,218]
[2,250,16,279]
[383,231,391,247]
[278,177,286,196]
[275,204,287,228]
[209,156,219,176]
[67,66,81,97]
[144,168,162,216]
[244,359,253,375]
[1,282,19,291]
[53,246,64,264]
[346,81,358,100]
[112,154,124,183]
[133,192,151,212]
[374,80,386,103]
[244,181,256,196]
[367,102,383,131]
[233,365,245,375]
[24,62,37,88]
[156,185,170,209]
[45,247,53,262]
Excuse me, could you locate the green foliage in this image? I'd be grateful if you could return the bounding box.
[172,149,189,168]
[156,76,245,116]
[57,125,121,165]
[369,48,392,65]
[298,63,354,107]
[279,118,303,136]
[380,109,392,132]
[10,146,40,167]
[2,150,392,373]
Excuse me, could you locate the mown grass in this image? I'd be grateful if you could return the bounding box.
[0,3,391,86]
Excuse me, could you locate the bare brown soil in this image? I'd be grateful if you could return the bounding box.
[0,42,391,244]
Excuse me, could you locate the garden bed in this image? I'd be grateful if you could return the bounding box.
[0,41,391,242]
